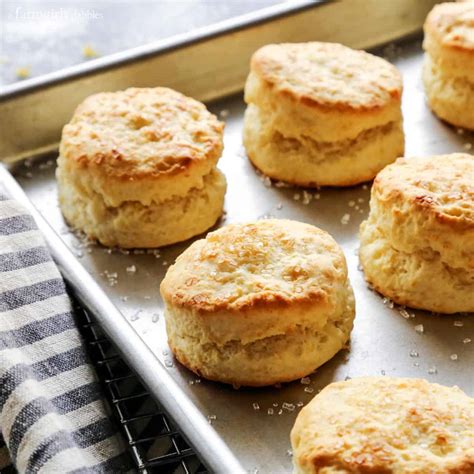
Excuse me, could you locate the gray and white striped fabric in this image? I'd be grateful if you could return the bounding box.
[0,193,129,473]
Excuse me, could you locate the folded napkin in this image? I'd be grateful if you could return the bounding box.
[0,193,129,473]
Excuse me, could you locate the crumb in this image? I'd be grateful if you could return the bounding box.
[340,213,350,225]
[414,324,424,334]
[82,44,99,58]
[16,66,31,79]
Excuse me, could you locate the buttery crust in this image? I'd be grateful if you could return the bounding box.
[359,153,474,313]
[59,87,224,205]
[251,42,402,112]
[161,219,347,313]
[57,87,226,247]
[372,154,474,230]
[160,219,355,386]
[423,1,474,81]
[291,377,474,474]
[243,42,404,186]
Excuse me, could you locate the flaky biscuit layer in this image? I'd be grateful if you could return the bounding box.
[359,154,474,313]
[161,219,355,386]
[291,377,474,474]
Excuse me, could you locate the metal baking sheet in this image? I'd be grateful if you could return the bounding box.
[0,0,439,163]
[5,35,473,473]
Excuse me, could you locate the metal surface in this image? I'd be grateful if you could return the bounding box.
[0,1,284,87]
[75,303,206,473]
[4,36,474,473]
[0,0,438,162]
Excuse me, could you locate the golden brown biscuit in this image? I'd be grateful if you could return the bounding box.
[291,377,474,474]
[160,219,355,386]
[57,87,226,247]
[243,42,404,186]
[423,1,474,129]
[359,153,474,313]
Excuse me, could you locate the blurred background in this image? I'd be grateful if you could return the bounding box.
[0,0,289,87]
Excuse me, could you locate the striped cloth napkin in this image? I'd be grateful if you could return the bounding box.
[0,193,130,473]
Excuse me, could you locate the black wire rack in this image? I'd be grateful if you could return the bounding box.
[75,303,208,474]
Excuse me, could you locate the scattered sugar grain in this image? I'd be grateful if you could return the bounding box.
[463,337,471,344]
[341,214,350,225]
[207,414,217,424]
[399,308,411,319]
[382,297,395,309]
[302,191,312,205]
[450,354,458,361]
[414,324,424,334]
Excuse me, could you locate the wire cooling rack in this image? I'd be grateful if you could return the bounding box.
[75,303,208,474]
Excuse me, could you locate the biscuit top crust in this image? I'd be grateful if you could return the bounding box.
[373,153,474,229]
[160,219,347,313]
[59,87,224,180]
[250,42,402,111]
[424,2,474,52]
[291,377,474,473]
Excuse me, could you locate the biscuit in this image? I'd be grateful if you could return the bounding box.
[243,42,404,186]
[57,87,226,248]
[160,219,355,387]
[423,1,474,129]
[291,377,474,474]
[359,153,474,313]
